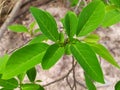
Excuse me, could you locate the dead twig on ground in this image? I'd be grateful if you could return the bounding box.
[0,0,24,40]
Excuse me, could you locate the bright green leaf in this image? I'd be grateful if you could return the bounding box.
[102,9,120,27]
[77,0,105,36]
[0,78,18,89]
[83,34,100,43]
[42,44,64,69]
[29,35,48,45]
[30,7,59,41]
[115,81,120,90]
[88,43,120,68]
[17,73,26,82]
[64,11,78,38]
[21,84,44,90]
[84,72,96,90]
[0,54,9,74]
[69,0,79,6]
[27,67,36,82]
[2,43,49,79]
[8,24,28,32]
[70,42,104,83]
[110,0,120,7]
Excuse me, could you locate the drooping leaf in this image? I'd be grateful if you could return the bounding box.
[8,24,28,32]
[70,42,104,83]
[27,67,36,82]
[0,54,9,74]
[84,72,96,90]
[88,43,120,68]
[115,81,120,90]
[77,0,105,36]
[102,9,120,27]
[64,11,78,38]
[83,34,100,43]
[30,7,59,41]
[29,34,48,45]
[0,78,18,89]
[21,84,44,90]
[2,43,49,79]
[69,0,79,6]
[42,44,64,69]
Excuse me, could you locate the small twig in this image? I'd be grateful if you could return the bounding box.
[74,0,81,13]
[72,57,77,90]
[82,0,87,7]
[0,0,24,40]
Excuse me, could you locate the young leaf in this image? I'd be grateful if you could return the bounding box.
[30,7,59,42]
[2,43,49,79]
[0,54,9,74]
[88,43,120,68]
[0,78,18,89]
[29,34,48,45]
[21,84,44,90]
[70,42,104,83]
[115,81,120,90]
[17,73,26,82]
[64,11,78,38]
[110,0,120,7]
[101,9,120,27]
[84,72,96,90]
[8,24,28,32]
[83,34,100,43]
[27,67,36,82]
[42,44,64,69]
[77,0,105,36]
[69,0,79,6]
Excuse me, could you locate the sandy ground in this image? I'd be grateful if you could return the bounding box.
[0,1,120,90]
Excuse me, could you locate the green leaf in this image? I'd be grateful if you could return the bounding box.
[110,0,120,7]
[88,43,120,68]
[64,11,78,38]
[0,88,13,90]
[2,43,49,79]
[102,9,120,27]
[83,34,100,43]
[42,44,64,69]
[21,84,44,90]
[29,35,48,45]
[0,54,9,74]
[70,42,104,83]
[17,73,25,82]
[77,0,105,36]
[65,44,71,55]
[69,0,79,6]
[115,81,120,90]
[84,72,96,90]
[0,78,18,89]
[8,24,28,32]
[30,7,59,41]
[27,67,36,82]
[29,21,36,31]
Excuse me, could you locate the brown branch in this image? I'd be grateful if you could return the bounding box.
[43,57,86,90]
[0,0,24,40]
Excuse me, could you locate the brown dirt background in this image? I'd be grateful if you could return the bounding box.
[0,0,120,90]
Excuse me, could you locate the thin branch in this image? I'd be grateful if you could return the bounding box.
[74,0,81,13]
[0,0,24,40]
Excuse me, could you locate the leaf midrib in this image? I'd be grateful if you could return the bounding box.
[73,45,101,80]
[79,2,102,35]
